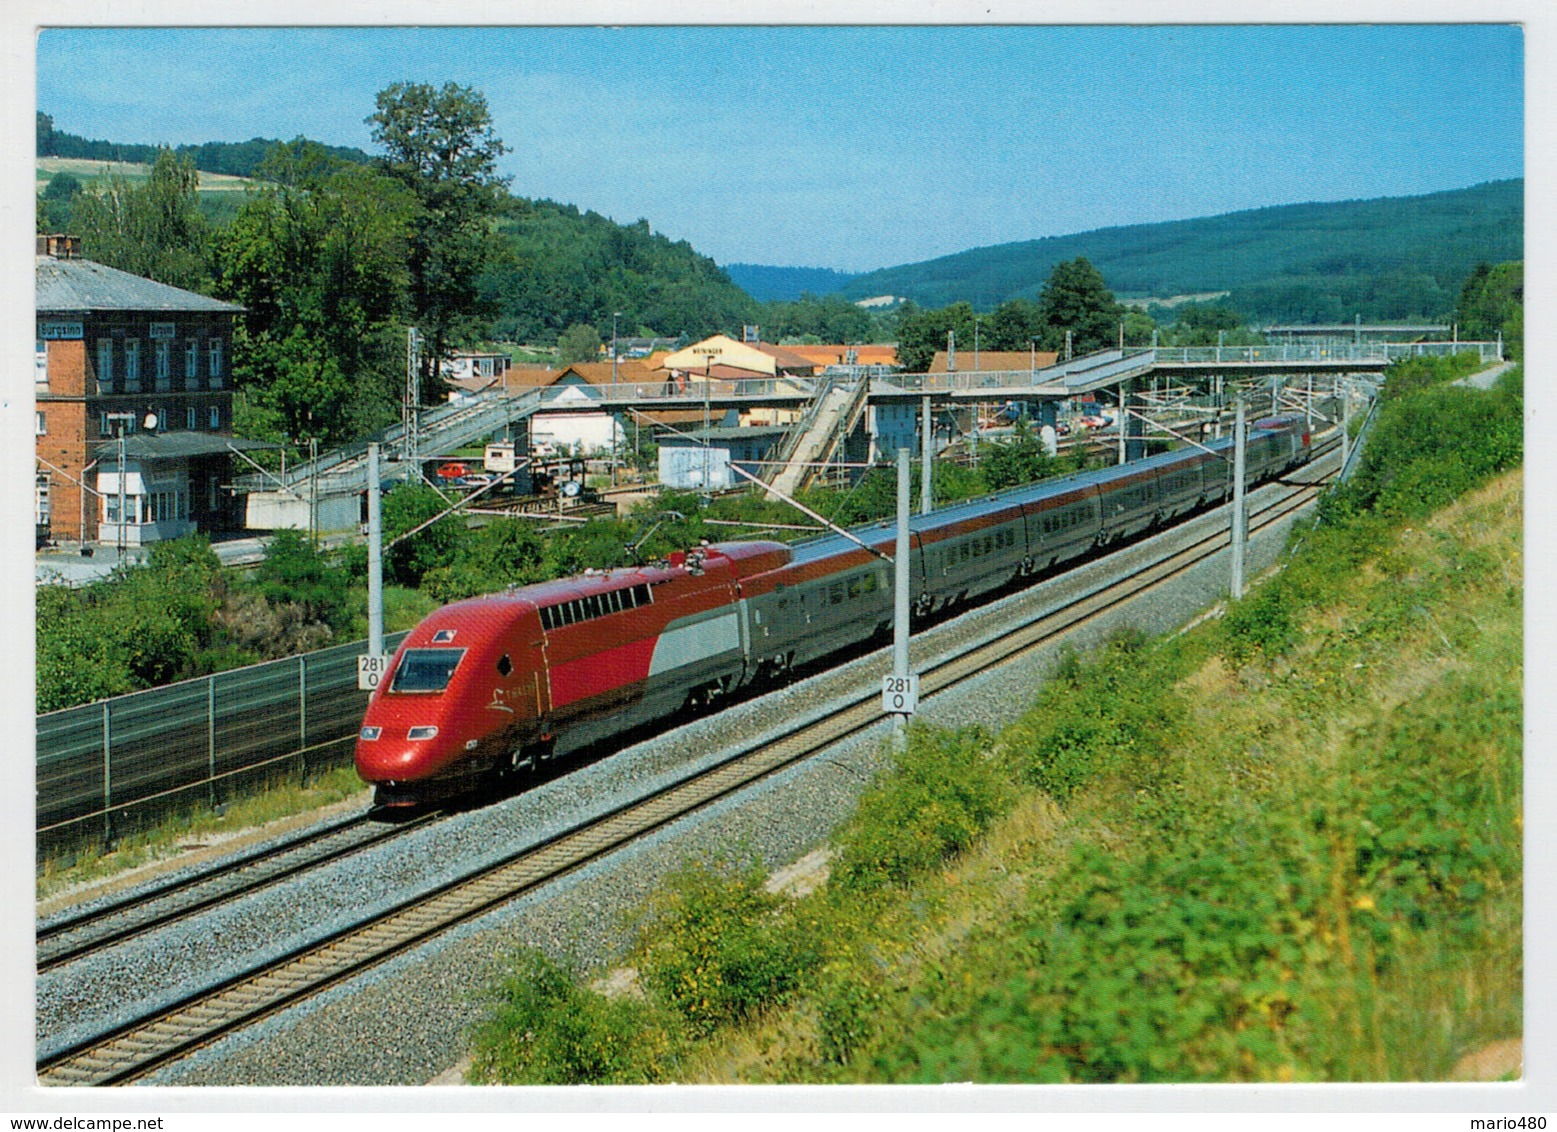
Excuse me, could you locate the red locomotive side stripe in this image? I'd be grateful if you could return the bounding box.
[548,635,657,708]
[548,677,649,729]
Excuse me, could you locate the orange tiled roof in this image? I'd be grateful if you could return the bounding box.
[749,342,820,372]
[785,344,900,368]
[928,350,1059,374]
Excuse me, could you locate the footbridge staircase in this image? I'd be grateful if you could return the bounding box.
[236,389,544,501]
[765,376,872,496]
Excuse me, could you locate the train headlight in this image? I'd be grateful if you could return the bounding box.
[408,726,440,741]
[359,726,382,741]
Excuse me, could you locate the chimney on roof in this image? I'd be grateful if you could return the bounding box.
[37,234,82,259]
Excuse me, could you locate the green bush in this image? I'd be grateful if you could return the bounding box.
[1351,383,1523,521]
[1219,581,1298,663]
[1002,634,1188,800]
[468,948,678,1084]
[868,839,1306,1083]
[1377,352,1483,404]
[813,953,889,1065]
[830,725,1010,892]
[1348,673,1521,950]
[635,858,822,1036]
[421,519,548,602]
[254,528,352,630]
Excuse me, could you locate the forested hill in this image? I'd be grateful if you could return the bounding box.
[839,179,1523,323]
[722,264,860,303]
[37,113,373,177]
[479,199,758,343]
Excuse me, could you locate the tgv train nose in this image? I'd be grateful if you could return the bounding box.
[355,743,428,781]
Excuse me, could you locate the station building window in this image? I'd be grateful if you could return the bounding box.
[155,340,172,391]
[97,338,114,393]
[124,339,141,392]
[147,489,188,523]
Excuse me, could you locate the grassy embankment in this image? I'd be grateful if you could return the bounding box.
[467,356,1523,1084]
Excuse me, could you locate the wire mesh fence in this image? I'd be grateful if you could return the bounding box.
[36,632,408,862]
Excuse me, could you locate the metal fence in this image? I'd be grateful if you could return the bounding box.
[1150,342,1502,365]
[37,632,408,860]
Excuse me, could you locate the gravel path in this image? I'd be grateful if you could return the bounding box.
[36,473,1317,1088]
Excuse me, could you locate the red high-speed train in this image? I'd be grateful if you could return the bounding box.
[357,416,1311,806]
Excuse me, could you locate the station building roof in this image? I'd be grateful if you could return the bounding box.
[92,432,277,459]
[37,255,242,315]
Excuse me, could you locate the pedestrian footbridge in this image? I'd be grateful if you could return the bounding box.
[237,339,1501,520]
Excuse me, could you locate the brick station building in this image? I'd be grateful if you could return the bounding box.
[34,234,267,547]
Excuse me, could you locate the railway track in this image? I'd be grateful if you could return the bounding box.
[37,810,443,973]
[38,441,1335,1086]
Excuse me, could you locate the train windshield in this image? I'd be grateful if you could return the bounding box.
[389,648,466,693]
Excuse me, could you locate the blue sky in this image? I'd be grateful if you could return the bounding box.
[36,24,1523,273]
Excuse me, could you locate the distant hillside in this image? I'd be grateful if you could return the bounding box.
[37,112,373,178]
[723,263,859,302]
[480,199,759,342]
[840,180,1523,323]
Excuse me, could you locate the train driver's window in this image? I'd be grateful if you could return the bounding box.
[390,648,467,693]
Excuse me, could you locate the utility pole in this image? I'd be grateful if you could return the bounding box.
[1230,399,1247,600]
[308,437,318,547]
[920,395,933,514]
[404,327,421,468]
[612,312,621,386]
[108,413,133,561]
[1117,383,1128,466]
[888,447,916,748]
[358,441,389,695]
[703,358,712,488]
[1340,378,1351,469]
[367,442,384,660]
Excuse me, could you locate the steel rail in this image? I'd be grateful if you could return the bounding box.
[37,810,443,972]
[38,441,1335,1087]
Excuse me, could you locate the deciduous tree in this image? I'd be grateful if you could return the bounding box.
[1035,257,1125,356]
[895,301,976,373]
[215,142,415,444]
[71,149,213,292]
[558,323,602,364]
[368,82,510,396]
